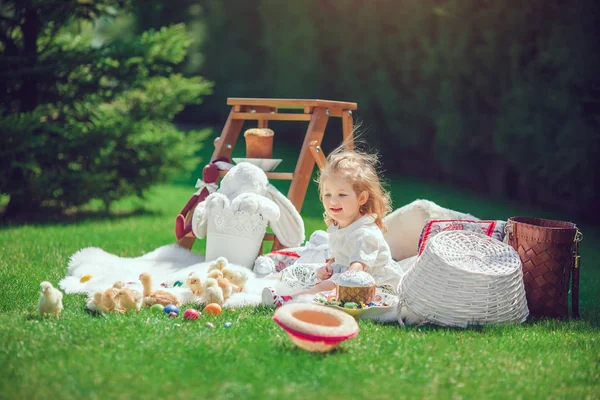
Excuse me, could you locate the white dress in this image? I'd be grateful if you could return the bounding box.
[281,214,404,293]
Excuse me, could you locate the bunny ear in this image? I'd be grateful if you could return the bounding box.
[192,201,207,239]
[204,192,231,213]
[193,193,231,239]
[230,193,259,213]
[230,192,280,222]
[255,196,280,222]
[265,184,305,247]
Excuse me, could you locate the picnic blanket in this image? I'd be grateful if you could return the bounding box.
[58,244,398,321]
[59,244,279,307]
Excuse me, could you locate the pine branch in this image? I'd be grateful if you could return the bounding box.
[0,14,19,24]
[0,28,18,56]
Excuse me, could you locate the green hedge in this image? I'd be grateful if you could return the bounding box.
[188,0,598,221]
[130,0,599,222]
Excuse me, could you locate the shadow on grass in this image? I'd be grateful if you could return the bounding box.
[84,308,109,318]
[0,207,160,229]
[274,339,349,357]
[368,314,600,332]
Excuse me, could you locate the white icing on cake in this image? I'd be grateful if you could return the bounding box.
[244,128,274,137]
[335,271,376,287]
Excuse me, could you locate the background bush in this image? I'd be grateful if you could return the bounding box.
[0,1,213,217]
[149,0,598,222]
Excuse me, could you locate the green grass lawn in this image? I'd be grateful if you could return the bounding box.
[1,165,599,399]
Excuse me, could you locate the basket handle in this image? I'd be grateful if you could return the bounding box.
[572,230,583,318]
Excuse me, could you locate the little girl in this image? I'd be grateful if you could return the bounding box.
[262,143,404,307]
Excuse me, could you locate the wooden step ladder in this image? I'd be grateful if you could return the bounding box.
[176,98,357,251]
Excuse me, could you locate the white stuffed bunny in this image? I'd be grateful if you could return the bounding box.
[191,162,305,264]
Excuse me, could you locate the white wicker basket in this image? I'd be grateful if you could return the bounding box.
[206,207,267,268]
[397,230,529,327]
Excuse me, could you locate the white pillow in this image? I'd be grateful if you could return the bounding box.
[383,199,477,261]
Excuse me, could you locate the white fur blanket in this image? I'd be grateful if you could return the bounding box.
[59,244,399,321]
[59,244,279,308]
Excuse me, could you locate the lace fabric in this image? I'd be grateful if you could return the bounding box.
[206,207,268,268]
[365,262,390,279]
[211,208,268,236]
[281,264,320,291]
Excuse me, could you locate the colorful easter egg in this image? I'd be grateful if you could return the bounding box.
[150,304,164,314]
[203,303,222,315]
[184,309,200,320]
[163,304,179,316]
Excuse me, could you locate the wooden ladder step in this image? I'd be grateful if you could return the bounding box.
[231,112,312,121]
[227,98,358,110]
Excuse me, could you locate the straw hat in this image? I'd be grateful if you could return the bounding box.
[273,303,359,352]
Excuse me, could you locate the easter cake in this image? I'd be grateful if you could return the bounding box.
[334,270,376,305]
[244,128,274,159]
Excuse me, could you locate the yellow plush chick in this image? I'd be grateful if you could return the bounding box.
[139,272,181,307]
[86,292,107,313]
[207,256,228,273]
[103,286,122,311]
[115,288,143,313]
[38,281,63,320]
[207,269,223,280]
[202,278,224,305]
[217,277,233,300]
[108,281,125,305]
[186,273,204,296]
[222,267,249,292]
[86,291,121,314]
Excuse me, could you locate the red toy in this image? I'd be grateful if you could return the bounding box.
[175,160,224,243]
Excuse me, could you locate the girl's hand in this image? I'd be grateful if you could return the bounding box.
[348,262,367,272]
[317,265,333,280]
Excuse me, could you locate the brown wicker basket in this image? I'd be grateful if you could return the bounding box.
[505,217,582,318]
[337,285,376,305]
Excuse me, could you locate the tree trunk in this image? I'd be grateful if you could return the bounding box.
[20,7,39,113]
[2,192,39,220]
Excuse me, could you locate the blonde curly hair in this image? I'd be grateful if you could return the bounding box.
[318,143,392,232]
